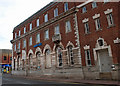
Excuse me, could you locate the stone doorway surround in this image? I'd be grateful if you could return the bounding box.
[93,37,113,79]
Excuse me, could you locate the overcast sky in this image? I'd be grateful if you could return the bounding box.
[0,0,52,49]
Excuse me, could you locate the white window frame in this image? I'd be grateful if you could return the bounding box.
[65,20,71,33]
[36,33,40,43]
[54,25,60,34]
[37,18,39,27]
[30,23,32,30]
[29,37,32,46]
[82,6,87,13]
[44,14,48,22]
[92,2,97,8]
[54,8,58,17]
[85,49,91,66]
[84,22,90,34]
[64,2,68,12]
[24,27,26,34]
[45,29,49,40]
[107,13,114,27]
[95,18,101,30]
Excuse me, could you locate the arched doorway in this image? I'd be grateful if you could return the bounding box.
[36,51,41,69]
[17,56,20,70]
[45,49,51,68]
[28,53,32,70]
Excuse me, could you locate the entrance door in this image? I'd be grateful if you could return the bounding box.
[98,49,111,72]
[97,49,112,79]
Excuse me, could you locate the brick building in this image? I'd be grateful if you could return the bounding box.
[0,49,12,73]
[11,1,120,80]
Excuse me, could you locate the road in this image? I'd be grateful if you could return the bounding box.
[1,74,112,86]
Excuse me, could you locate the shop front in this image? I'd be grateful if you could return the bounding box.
[2,64,11,73]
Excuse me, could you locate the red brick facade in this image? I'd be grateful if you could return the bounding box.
[11,1,120,80]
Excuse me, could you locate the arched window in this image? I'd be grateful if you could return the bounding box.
[29,53,32,69]
[57,47,62,67]
[17,56,20,70]
[68,46,74,65]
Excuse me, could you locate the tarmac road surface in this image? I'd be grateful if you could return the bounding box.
[1,74,116,86]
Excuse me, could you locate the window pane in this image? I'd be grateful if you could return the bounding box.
[14,44,16,51]
[95,18,101,30]
[54,8,58,17]
[36,34,40,43]
[29,37,32,45]
[66,21,71,33]
[92,2,97,8]
[23,40,26,48]
[64,3,68,12]
[19,31,21,36]
[45,30,49,39]
[84,23,90,34]
[44,14,48,22]
[4,56,7,60]
[55,25,60,34]
[30,23,32,30]
[82,6,87,13]
[18,42,20,49]
[85,50,91,66]
[68,46,74,65]
[57,48,62,66]
[107,14,114,26]
[37,19,39,27]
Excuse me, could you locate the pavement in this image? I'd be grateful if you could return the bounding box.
[11,74,120,86]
